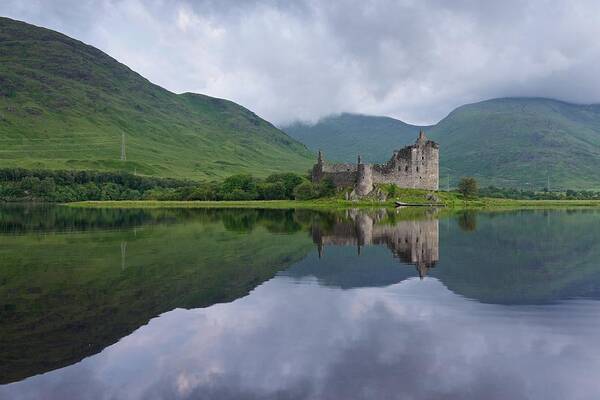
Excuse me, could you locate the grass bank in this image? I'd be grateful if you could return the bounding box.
[66,197,600,210]
[66,199,392,209]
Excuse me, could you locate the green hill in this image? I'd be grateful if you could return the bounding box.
[0,17,313,179]
[283,98,600,189]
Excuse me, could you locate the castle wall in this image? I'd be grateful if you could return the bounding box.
[311,132,439,193]
[313,163,357,188]
[371,143,439,190]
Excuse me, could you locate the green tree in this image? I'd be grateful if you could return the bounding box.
[187,184,217,201]
[219,174,258,199]
[265,173,304,198]
[458,177,478,198]
[100,183,122,200]
[257,182,286,200]
[39,177,56,196]
[293,181,319,200]
[20,176,41,194]
[316,178,336,197]
[222,188,258,201]
[220,174,257,193]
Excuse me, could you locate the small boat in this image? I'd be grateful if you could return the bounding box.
[395,201,445,207]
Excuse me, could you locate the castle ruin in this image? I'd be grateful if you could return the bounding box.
[311,131,439,195]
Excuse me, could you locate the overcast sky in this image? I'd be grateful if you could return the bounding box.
[2,0,600,125]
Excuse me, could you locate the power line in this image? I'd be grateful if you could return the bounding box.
[121,133,126,161]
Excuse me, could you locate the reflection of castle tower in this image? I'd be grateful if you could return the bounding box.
[311,210,439,278]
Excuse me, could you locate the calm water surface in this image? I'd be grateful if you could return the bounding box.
[2,205,600,399]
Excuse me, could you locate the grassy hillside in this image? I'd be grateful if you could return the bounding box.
[0,17,314,179]
[282,98,600,189]
[430,98,600,189]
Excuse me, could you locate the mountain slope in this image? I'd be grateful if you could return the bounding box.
[282,98,600,189]
[283,113,424,163]
[429,98,600,189]
[0,17,313,179]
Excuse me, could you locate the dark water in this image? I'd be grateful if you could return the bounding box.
[2,205,600,399]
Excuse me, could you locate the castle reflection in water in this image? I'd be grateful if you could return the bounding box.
[311,209,439,278]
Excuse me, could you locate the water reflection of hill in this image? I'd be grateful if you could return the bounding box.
[4,206,600,384]
[0,204,311,235]
[0,206,314,384]
[433,209,600,305]
[286,209,600,306]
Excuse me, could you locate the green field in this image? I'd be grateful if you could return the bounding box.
[283,98,600,190]
[0,17,314,180]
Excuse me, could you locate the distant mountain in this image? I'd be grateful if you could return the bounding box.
[0,17,313,179]
[283,113,425,163]
[282,98,600,189]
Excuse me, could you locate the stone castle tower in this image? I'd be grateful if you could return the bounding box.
[312,131,439,195]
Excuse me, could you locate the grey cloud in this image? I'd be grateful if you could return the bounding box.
[1,0,600,125]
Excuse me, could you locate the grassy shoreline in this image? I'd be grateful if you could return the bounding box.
[65,199,389,209]
[66,198,600,210]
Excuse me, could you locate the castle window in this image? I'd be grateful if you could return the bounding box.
[422,156,424,160]
[416,166,419,173]
[405,166,408,172]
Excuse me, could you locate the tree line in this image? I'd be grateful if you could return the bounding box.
[0,168,334,202]
[3,168,599,203]
[458,176,600,200]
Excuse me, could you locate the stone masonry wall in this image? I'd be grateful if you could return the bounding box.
[312,162,357,188]
[371,141,439,190]
[312,132,439,193]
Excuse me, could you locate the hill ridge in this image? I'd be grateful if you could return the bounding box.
[0,16,313,179]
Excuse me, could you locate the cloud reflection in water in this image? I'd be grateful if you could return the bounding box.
[4,276,600,400]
